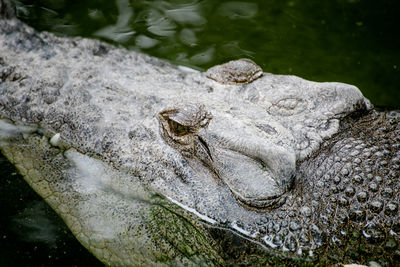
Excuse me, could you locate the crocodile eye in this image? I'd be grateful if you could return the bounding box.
[169,120,189,136]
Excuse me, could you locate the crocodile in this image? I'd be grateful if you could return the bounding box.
[0,2,399,266]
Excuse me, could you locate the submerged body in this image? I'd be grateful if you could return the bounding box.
[0,9,399,266]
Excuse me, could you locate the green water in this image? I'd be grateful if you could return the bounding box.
[14,0,400,107]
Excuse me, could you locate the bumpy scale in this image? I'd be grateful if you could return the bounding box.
[205,58,263,84]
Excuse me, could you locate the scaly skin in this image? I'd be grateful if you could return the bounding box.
[0,6,399,265]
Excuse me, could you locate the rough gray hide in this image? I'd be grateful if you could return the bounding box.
[0,9,399,266]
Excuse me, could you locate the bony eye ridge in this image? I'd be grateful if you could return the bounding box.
[158,103,212,151]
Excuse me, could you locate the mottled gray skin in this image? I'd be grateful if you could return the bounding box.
[0,8,399,266]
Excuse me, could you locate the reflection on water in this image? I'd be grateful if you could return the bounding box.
[217,2,258,19]
[13,201,59,247]
[94,0,135,43]
[14,0,400,107]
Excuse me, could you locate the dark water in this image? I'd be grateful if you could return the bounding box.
[0,152,103,266]
[1,0,400,265]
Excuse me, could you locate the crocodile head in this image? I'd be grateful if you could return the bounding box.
[158,103,295,209]
[155,59,371,211]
